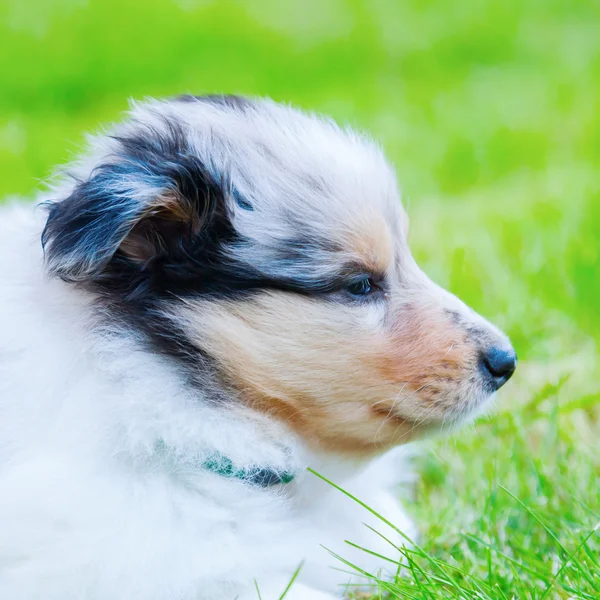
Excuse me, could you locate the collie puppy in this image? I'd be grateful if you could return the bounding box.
[0,95,516,600]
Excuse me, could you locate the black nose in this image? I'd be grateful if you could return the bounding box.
[481,347,517,389]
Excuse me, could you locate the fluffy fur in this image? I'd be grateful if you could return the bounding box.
[0,96,516,599]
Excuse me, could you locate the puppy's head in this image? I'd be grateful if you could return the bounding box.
[42,95,516,454]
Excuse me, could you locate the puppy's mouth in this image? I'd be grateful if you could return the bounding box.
[370,374,505,431]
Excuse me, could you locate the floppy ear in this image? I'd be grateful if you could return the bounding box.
[42,121,231,283]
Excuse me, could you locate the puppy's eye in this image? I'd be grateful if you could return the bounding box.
[346,277,378,297]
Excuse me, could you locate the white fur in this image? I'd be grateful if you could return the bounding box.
[0,202,416,599]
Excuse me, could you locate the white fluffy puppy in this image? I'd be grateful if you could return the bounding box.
[0,95,516,600]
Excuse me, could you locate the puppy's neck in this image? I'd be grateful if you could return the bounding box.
[79,315,378,494]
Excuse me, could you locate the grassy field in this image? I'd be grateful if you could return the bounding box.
[2,0,599,598]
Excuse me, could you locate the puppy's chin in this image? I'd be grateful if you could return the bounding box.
[369,386,498,447]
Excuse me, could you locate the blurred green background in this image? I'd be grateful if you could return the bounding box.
[1,1,599,595]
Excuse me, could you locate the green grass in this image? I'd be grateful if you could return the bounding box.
[2,0,599,597]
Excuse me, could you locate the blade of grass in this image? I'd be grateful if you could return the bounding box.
[540,521,600,599]
[499,485,568,554]
[307,467,466,592]
[278,561,304,600]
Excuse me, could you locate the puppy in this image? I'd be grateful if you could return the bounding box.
[0,95,516,600]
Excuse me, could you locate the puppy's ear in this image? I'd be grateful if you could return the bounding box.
[42,121,232,283]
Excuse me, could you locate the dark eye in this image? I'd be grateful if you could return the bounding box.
[346,277,377,297]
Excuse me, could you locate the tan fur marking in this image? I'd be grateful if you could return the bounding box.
[180,288,479,456]
[120,191,202,262]
[342,211,394,275]
[380,305,472,391]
